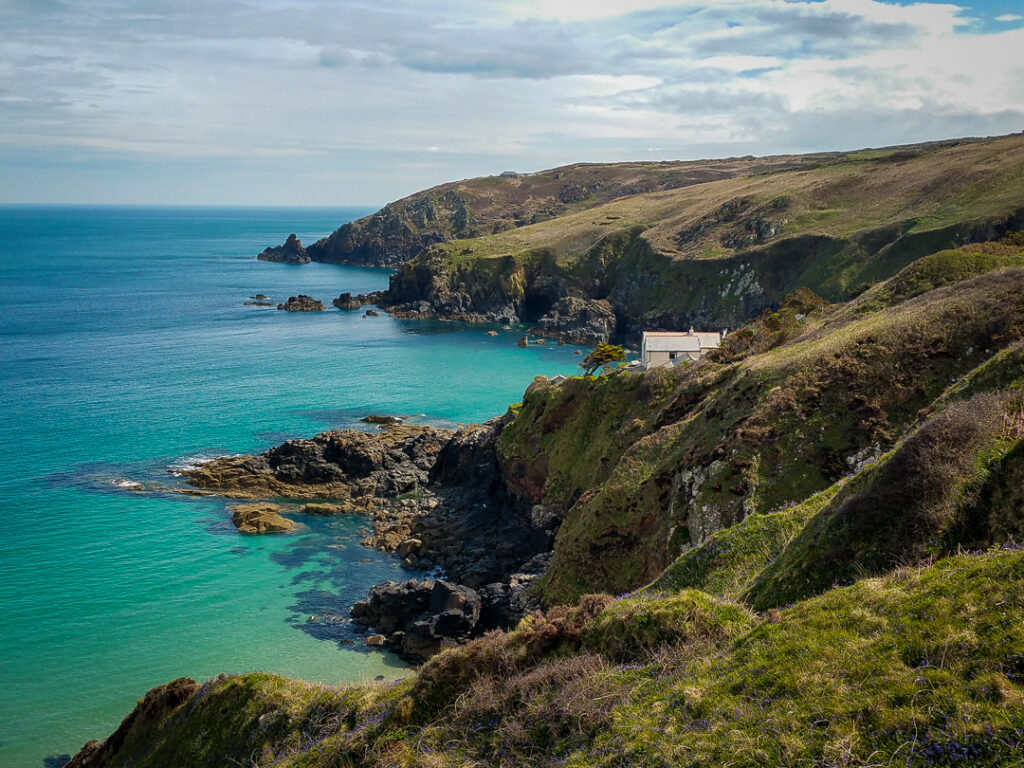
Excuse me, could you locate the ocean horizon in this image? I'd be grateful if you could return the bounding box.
[0,205,583,767]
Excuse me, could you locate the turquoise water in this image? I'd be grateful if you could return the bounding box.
[0,206,582,767]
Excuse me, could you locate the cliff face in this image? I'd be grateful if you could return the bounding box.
[259,135,1024,344]
[495,236,1024,604]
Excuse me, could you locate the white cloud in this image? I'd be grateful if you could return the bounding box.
[996,14,1023,23]
[0,0,1022,204]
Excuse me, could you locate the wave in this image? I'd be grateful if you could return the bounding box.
[168,453,242,475]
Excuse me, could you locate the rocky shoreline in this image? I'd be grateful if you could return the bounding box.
[182,416,559,662]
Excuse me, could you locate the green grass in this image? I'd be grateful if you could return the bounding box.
[536,265,1024,605]
[644,483,844,599]
[390,135,1024,328]
[745,391,1024,610]
[74,549,1024,768]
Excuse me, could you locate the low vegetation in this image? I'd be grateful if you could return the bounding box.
[72,225,1024,768]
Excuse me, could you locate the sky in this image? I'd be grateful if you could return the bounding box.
[0,0,1022,206]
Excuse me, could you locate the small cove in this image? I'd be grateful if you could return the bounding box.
[0,206,583,766]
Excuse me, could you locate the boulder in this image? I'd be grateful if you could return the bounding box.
[518,335,529,347]
[230,503,296,534]
[363,309,380,317]
[258,233,310,264]
[277,295,325,311]
[300,503,351,515]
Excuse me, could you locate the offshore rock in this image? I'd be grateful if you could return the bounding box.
[277,295,324,311]
[230,503,296,534]
[332,292,362,310]
[530,296,617,345]
[257,233,310,264]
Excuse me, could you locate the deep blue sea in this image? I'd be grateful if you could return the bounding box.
[0,206,582,767]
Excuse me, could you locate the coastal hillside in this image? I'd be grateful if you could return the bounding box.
[263,134,1024,343]
[71,234,1024,767]
[264,150,852,268]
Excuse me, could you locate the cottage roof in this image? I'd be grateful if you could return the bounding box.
[642,330,721,352]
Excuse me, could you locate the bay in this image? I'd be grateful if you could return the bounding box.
[0,206,582,766]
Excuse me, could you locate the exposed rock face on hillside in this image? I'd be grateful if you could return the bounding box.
[530,296,617,345]
[257,233,309,264]
[277,295,325,311]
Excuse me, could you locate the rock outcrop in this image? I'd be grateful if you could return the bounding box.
[230,503,296,534]
[257,233,310,264]
[182,411,556,659]
[351,579,482,661]
[332,292,362,310]
[183,426,451,499]
[530,296,617,345]
[277,295,325,311]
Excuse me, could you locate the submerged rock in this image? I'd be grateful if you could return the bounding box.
[361,414,405,425]
[277,295,325,311]
[257,233,310,264]
[230,503,296,534]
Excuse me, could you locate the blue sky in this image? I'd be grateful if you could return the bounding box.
[1,0,1022,205]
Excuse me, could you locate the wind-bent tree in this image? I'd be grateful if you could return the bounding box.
[580,343,625,376]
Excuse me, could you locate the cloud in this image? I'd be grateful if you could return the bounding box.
[996,14,1023,23]
[0,0,1022,204]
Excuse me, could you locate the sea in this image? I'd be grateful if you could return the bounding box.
[0,205,583,767]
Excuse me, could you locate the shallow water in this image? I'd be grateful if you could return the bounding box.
[0,206,583,766]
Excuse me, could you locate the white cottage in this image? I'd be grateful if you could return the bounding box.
[641,328,722,369]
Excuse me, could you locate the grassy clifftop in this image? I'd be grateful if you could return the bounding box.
[370,134,1024,335]
[301,150,855,267]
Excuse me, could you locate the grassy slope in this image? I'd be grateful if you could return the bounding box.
[387,134,1024,326]
[494,238,1024,604]
[72,550,1024,768]
[309,150,856,261]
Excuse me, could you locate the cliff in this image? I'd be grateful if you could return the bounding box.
[379,135,1024,340]
[262,134,1024,344]
[283,152,851,268]
[72,233,1024,766]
